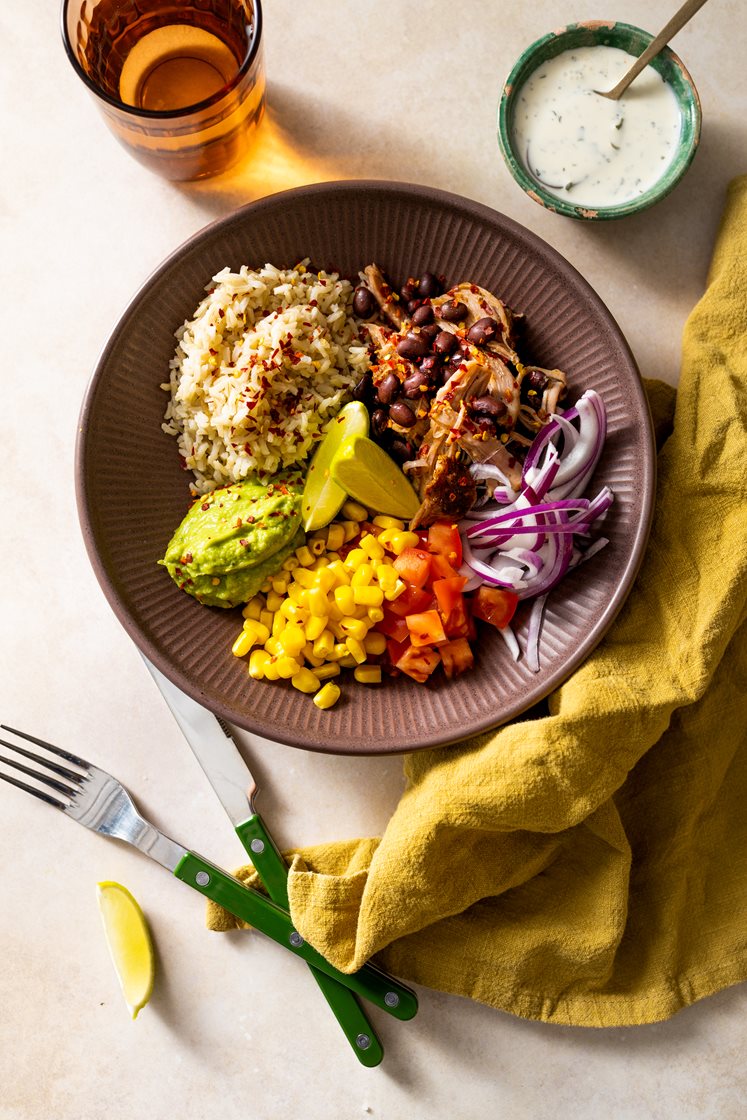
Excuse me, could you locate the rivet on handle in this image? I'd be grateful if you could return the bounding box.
[195,871,210,886]
[356,1034,371,1050]
[289,931,304,947]
[250,838,265,854]
[384,991,400,1008]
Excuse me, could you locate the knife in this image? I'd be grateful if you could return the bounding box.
[142,657,412,1064]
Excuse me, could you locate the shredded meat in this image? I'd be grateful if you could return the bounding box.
[411,449,477,528]
[362,264,405,329]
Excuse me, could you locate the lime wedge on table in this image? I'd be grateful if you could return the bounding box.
[330,435,420,520]
[96,881,155,1020]
[301,401,370,531]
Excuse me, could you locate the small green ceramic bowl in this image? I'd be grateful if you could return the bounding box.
[498,21,701,220]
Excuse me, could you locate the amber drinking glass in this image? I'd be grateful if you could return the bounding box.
[61,0,265,181]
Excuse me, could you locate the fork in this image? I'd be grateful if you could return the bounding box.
[0,724,418,1019]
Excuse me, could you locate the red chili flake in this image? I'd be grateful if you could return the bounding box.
[309,299,318,307]
[209,348,217,356]
[239,539,249,547]
[201,502,210,511]
[235,517,242,528]
[180,552,193,564]
[246,515,256,523]
[219,309,225,318]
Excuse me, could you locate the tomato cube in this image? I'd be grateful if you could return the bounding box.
[393,547,432,588]
[387,583,434,617]
[406,610,447,647]
[395,643,441,683]
[429,552,461,581]
[438,638,475,679]
[376,607,411,643]
[471,586,519,630]
[427,521,463,569]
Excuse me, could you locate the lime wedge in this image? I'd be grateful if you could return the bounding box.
[330,435,420,520]
[96,881,155,1020]
[301,401,370,531]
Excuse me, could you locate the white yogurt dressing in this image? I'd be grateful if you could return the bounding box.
[512,46,682,209]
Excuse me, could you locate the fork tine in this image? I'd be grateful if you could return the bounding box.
[0,770,67,809]
[0,735,85,784]
[0,725,89,769]
[0,750,79,797]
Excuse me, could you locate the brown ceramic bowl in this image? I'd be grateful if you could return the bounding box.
[76,180,655,755]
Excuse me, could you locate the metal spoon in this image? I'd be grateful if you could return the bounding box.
[595,0,709,100]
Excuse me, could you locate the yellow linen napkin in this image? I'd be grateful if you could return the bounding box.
[208,176,747,1026]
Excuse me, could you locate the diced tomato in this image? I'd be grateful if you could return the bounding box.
[377,607,410,643]
[472,586,519,630]
[433,576,467,615]
[429,551,461,581]
[406,609,447,648]
[385,636,410,667]
[438,638,475,679]
[393,547,432,588]
[427,521,463,569]
[387,583,434,617]
[395,642,441,683]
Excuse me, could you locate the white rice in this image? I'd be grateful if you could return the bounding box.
[161,261,370,495]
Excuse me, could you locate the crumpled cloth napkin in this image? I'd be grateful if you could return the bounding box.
[208,176,747,1026]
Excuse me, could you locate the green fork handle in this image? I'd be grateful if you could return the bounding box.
[235,814,384,1067]
[174,850,418,1021]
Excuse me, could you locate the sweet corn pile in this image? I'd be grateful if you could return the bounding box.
[231,502,422,708]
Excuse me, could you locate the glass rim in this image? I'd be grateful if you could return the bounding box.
[60,0,263,120]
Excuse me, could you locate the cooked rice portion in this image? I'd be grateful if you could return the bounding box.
[162,261,370,495]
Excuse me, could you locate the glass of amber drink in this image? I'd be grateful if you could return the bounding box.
[61,0,265,181]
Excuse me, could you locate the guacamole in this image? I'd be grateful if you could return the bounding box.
[160,471,304,608]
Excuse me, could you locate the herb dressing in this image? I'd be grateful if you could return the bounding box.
[512,46,682,208]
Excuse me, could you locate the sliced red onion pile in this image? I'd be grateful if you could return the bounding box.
[459,389,612,671]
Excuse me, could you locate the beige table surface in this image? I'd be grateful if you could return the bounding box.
[2,1,747,1117]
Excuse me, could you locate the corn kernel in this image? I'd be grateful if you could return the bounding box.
[339,617,368,641]
[353,585,384,607]
[243,620,270,644]
[372,515,405,531]
[306,587,327,616]
[326,560,350,586]
[260,579,272,593]
[337,655,357,668]
[388,531,420,555]
[354,665,382,684]
[259,609,274,632]
[264,636,282,656]
[272,612,285,637]
[341,520,360,543]
[313,568,336,594]
[292,568,316,590]
[271,576,288,595]
[326,599,344,622]
[295,545,315,568]
[341,500,368,521]
[309,536,327,557]
[343,548,366,570]
[326,523,345,552]
[304,615,328,642]
[266,590,284,612]
[242,597,263,621]
[292,668,321,694]
[360,535,385,561]
[263,658,280,681]
[315,662,341,681]
[331,642,350,661]
[248,649,273,679]
[334,585,356,615]
[364,631,387,655]
[329,620,346,641]
[274,656,301,679]
[384,579,407,601]
[346,637,367,664]
[377,528,398,549]
[313,682,341,709]
[278,625,306,657]
[312,630,335,660]
[232,631,254,657]
[376,563,399,589]
[281,555,300,572]
[367,607,385,624]
[311,556,330,570]
[280,598,307,624]
[351,562,374,587]
[302,644,325,668]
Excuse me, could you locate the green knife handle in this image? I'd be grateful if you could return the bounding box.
[175,850,418,1022]
[236,814,384,1067]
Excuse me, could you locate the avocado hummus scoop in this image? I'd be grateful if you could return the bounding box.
[160,471,304,608]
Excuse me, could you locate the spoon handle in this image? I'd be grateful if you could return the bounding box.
[606,0,709,99]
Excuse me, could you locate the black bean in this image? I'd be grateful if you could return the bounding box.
[371,407,389,436]
[396,333,429,361]
[419,354,441,379]
[353,285,377,318]
[470,394,504,418]
[419,322,440,343]
[525,369,548,392]
[389,401,416,427]
[400,278,419,302]
[377,372,400,404]
[466,316,502,346]
[411,302,435,326]
[389,438,415,463]
[407,298,423,315]
[433,329,458,355]
[439,299,468,322]
[351,370,373,403]
[418,272,444,298]
[403,370,431,398]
